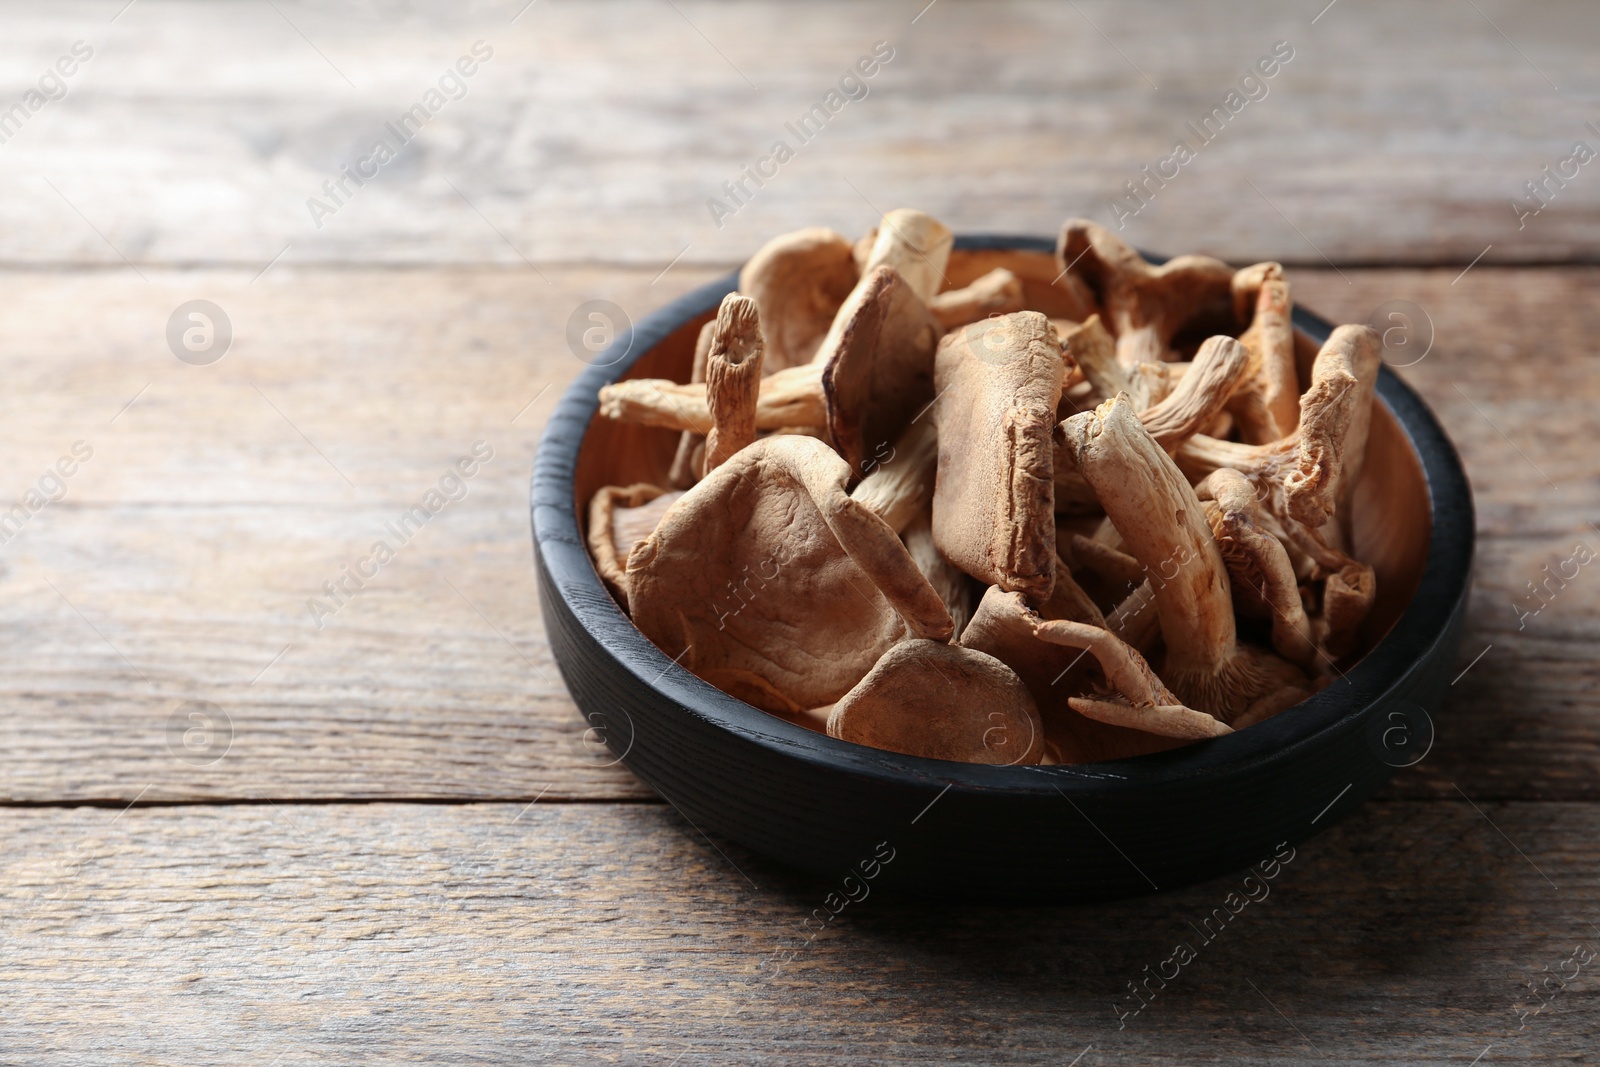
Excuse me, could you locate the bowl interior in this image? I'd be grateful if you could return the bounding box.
[573,247,1432,715]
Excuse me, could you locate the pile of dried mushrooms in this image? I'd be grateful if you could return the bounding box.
[587,210,1382,766]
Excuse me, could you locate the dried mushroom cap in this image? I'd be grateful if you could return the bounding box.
[587,484,681,608]
[626,435,953,713]
[1056,218,1234,366]
[1060,395,1308,721]
[928,267,1028,331]
[850,417,938,534]
[819,266,940,476]
[860,209,954,304]
[738,227,859,370]
[1197,468,1318,671]
[702,294,765,474]
[1229,263,1299,444]
[827,639,1044,765]
[932,311,1065,600]
[597,360,826,433]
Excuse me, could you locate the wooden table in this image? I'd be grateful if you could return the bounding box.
[2,2,1596,1062]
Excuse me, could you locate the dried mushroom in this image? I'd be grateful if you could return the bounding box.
[1060,395,1309,722]
[585,213,1397,766]
[1056,218,1234,366]
[587,483,681,607]
[931,311,1065,600]
[819,266,940,476]
[828,639,1044,765]
[626,434,953,714]
[702,294,765,474]
[738,227,859,370]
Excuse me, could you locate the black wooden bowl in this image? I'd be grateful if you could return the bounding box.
[532,236,1473,903]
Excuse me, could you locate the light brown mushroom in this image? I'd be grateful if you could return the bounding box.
[604,268,939,481]
[959,586,1187,762]
[626,434,953,713]
[1138,335,1250,452]
[1052,334,1248,515]
[597,361,826,433]
[1060,395,1309,721]
[702,294,765,474]
[1175,325,1382,659]
[818,266,940,477]
[1056,219,1235,367]
[828,639,1044,765]
[931,311,1065,600]
[850,417,939,534]
[928,267,1028,331]
[1031,620,1231,740]
[1228,262,1300,444]
[737,227,859,370]
[1196,467,1318,671]
[1178,325,1383,532]
[587,483,682,607]
[858,209,953,304]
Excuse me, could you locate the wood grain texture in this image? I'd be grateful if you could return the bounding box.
[0,800,1595,1065]
[0,1,1596,270]
[0,265,1594,802]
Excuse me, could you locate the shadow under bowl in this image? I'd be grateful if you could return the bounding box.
[532,235,1473,903]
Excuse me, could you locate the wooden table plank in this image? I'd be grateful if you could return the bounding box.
[1,265,1594,802]
[0,799,1594,1065]
[0,1,1596,269]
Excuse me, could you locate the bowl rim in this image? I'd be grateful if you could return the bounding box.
[533,233,1475,799]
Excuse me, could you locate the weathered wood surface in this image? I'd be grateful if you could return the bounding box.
[1,266,1595,802]
[0,800,1594,1065]
[0,1,1596,269]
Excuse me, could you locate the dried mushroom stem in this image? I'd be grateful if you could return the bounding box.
[1139,335,1250,451]
[702,294,766,473]
[1176,325,1383,530]
[1197,468,1318,671]
[1106,579,1161,655]
[859,209,954,304]
[597,360,826,433]
[1062,315,1130,403]
[928,267,1027,330]
[1060,395,1307,721]
[1229,263,1299,444]
[1066,532,1144,589]
[738,227,859,369]
[1056,218,1234,367]
[851,417,938,534]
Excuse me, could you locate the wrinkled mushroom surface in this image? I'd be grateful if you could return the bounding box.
[931,311,1065,599]
[627,435,953,713]
[819,266,940,477]
[738,227,859,370]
